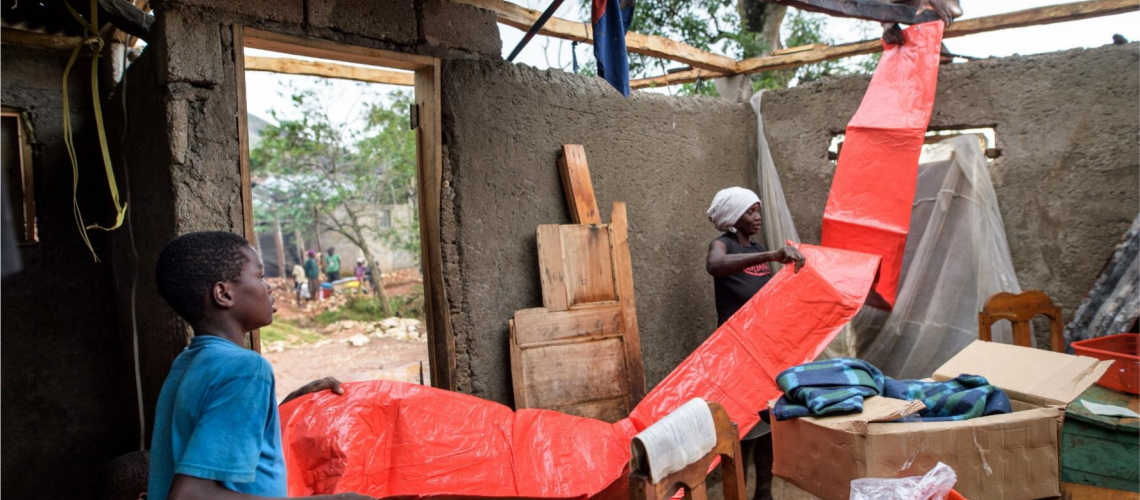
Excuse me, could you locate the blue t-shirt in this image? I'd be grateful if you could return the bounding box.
[147,335,286,500]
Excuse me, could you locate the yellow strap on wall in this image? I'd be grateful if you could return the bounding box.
[63,0,129,262]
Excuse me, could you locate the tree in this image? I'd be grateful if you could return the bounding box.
[251,85,420,317]
[574,0,878,95]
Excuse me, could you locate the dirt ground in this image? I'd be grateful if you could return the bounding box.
[264,279,430,402]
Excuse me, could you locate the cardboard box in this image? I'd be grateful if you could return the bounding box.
[771,341,1112,500]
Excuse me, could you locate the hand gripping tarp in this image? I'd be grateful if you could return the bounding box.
[279,244,880,497]
[820,22,944,310]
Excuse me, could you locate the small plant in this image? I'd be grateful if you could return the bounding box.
[260,319,323,344]
[387,284,425,321]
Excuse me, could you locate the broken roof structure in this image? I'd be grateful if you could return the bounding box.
[1,0,1137,498]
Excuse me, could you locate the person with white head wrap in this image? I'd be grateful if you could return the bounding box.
[704,187,805,500]
[706,187,761,233]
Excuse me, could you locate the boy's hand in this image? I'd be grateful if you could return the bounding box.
[280,376,345,406]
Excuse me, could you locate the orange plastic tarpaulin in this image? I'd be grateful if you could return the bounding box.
[279,244,880,497]
[820,22,944,309]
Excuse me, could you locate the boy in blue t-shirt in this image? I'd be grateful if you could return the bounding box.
[150,232,374,500]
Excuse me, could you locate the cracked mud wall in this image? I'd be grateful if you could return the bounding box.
[104,0,501,466]
[440,59,758,404]
[761,42,1140,323]
[1,46,135,499]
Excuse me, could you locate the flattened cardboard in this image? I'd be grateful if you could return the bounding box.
[773,342,1112,500]
[933,341,1113,407]
[803,396,926,434]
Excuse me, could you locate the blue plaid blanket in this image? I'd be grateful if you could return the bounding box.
[772,358,1012,422]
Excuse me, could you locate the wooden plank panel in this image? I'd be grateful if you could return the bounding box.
[414,60,457,390]
[609,202,646,403]
[449,0,737,72]
[244,56,415,86]
[522,337,629,410]
[558,144,601,225]
[536,224,570,311]
[243,27,433,71]
[513,303,623,345]
[233,25,261,354]
[561,225,618,306]
[547,396,630,423]
[509,318,528,408]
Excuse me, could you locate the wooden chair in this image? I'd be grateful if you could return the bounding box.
[978,290,1065,352]
[629,402,746,500]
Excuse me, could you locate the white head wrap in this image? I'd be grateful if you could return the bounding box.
[707,187,761,232]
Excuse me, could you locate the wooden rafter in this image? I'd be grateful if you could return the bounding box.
[452,0,738,73]
[0,28,84,50]
[632,0,1139,89]
[244,56,415,86]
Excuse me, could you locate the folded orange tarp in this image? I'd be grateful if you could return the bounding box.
[279,244,880,497]
[820,22,944,309]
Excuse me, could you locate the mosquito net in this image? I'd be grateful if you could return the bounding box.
[752,102,1023,377]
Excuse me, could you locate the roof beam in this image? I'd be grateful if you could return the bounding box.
[452,0,738,73]
[243,56,414,86]
[0,28,84,51]
[633,0,1139,89]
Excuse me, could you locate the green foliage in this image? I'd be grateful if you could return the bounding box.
[388,284,425,321]
[312,288,425,324]
[261,319,323,344]
[250,84,420,278]
[315,294,388,325]
[576,0,881,95]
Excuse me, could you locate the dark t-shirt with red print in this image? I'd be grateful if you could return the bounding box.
[713,232,772,326]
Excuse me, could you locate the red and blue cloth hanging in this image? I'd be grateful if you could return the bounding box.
[592,0,635,96]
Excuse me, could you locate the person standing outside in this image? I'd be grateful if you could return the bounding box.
[291,261,306,304]
[325,247,341,283]
[303,250,320,302]
[354,258,369,293]
[705,187,805,500]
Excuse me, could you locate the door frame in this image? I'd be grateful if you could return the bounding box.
[232,26,456,391]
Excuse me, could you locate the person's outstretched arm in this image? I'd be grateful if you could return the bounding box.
[706,240,805,277]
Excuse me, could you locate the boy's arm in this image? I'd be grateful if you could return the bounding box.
[281,377,344,406]
[169,474,374,500]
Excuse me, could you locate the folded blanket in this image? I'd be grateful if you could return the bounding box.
[773,358,1012,422]
[884,375,1012,422]
[773,358,885,420]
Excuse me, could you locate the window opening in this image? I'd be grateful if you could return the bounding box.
[1,107,38,244]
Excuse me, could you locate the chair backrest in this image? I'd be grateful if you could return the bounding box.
[978,290,1065,352]
[628,402,746,500]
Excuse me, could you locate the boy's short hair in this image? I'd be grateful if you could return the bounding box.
[100,450,149,500]
[156,231,251,322]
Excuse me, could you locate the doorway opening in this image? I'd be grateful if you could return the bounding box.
[234,28,454,397]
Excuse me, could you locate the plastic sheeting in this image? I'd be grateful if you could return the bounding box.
[855,136,1023,378]
[750,90,801,266]
[279,243,880,497]
[821,22,944,309]
[750,89,861,361]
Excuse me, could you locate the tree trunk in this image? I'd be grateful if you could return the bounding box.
[293,228,305,263]
[314,207,324,273]
[738,0,787,56]
[352,227,392,317]
[274,217,287,278]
